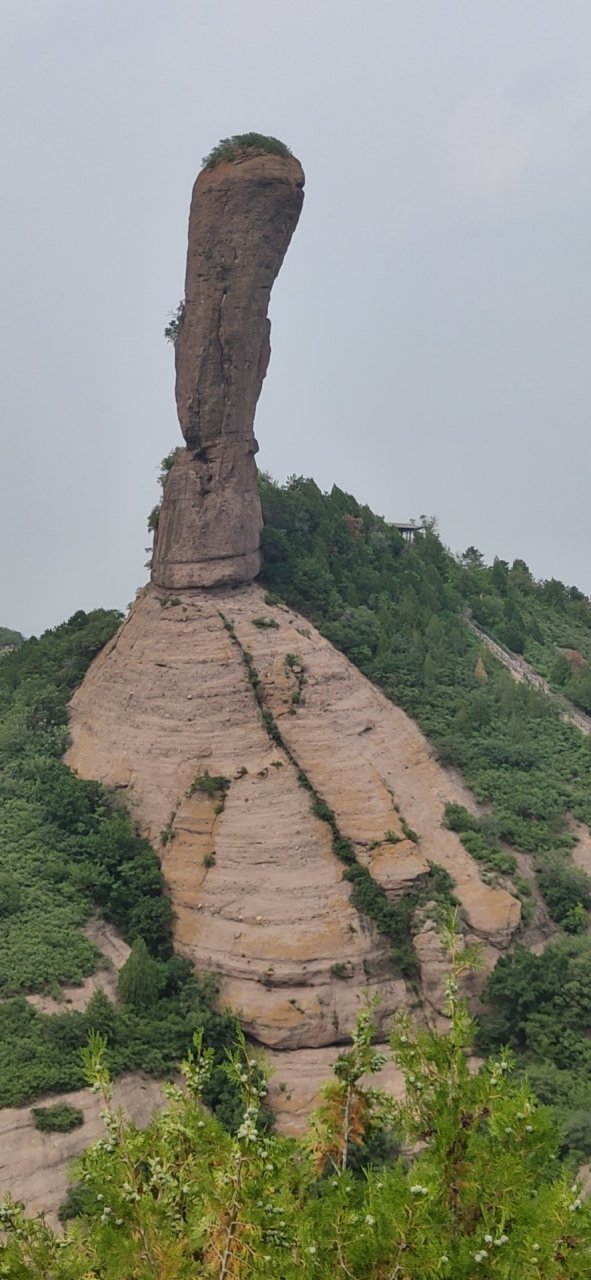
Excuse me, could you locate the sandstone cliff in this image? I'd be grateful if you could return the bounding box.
[67,584,519,1056]
[151,148,304,589]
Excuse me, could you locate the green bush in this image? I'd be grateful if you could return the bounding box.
[164,303,184,346]
[400,817,419,844]
[535,855,591,927]
[443,802,480,834]
[186,771,230,799]
[118,939,161,1011]
[0,872,21,918]
[252,616,279,629]
[459,829,517,876]
[202,133,292,169]
[31,1102,84,1133]
[0,627,23,649]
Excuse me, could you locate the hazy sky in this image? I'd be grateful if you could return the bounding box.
[2,1,591,636]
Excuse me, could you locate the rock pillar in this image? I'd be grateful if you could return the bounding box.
[151,147,304,589]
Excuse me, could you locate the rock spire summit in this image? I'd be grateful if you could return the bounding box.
[151,137,305,589]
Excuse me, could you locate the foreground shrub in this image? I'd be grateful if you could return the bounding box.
[3,932,591,1278]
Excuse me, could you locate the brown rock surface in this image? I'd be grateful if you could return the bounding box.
[0,1076,167,1228]
[152,149,304,589]
[67,584,519,1053]
[266,1044,406,1136]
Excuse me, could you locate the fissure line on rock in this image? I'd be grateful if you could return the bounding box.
[217,611,457,982]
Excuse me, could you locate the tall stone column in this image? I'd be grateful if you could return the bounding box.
[151,144,304,589]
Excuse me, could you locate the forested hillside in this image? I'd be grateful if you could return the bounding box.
[461,550,591,713]
[0,612,241,1124]
[259,474,591,1163]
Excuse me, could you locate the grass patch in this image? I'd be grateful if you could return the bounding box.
[252,617,279,630]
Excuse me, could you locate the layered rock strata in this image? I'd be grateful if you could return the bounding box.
[67,584,520,1052]
[151,150,304,589]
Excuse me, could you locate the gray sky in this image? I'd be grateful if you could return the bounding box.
[2,1,591,636]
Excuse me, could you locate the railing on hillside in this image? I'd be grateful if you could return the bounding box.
[463,610,591,737]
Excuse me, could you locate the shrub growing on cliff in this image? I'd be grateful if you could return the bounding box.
[535,855,591,930]
[164,300,185,344]
[202,132,292,169]
[31,1102,83,1133]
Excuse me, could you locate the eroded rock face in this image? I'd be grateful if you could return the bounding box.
[67,584,520,1052]
[151,150,304,589]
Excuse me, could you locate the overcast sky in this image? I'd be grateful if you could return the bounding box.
[2,1,591,636]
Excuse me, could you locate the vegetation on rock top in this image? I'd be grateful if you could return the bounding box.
[202,132,292,169]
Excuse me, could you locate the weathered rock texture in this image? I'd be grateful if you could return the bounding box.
[0,1076,167,1228]
[67,584,520,1053]
[151,151,304,589]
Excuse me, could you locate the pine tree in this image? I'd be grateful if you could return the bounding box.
[117,938,161,1011]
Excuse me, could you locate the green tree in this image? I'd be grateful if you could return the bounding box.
[85,989,117,1042]
[117,939,161,1011]
[0,872,20,918]
[3,942,591,1278]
